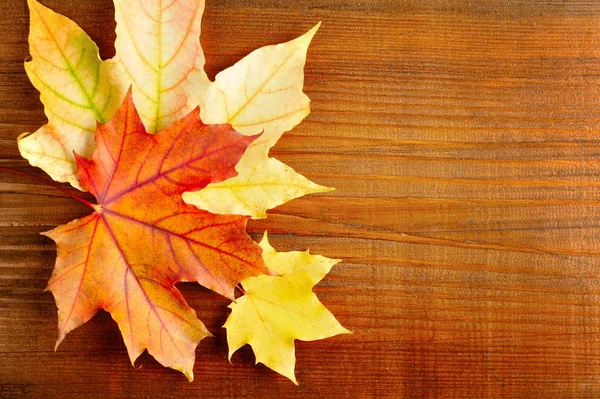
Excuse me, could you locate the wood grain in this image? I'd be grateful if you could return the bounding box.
[2,0,600,398]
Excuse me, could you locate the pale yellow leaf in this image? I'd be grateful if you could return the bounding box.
[224,233,350,384]
[184,23,333,219]
[113,0,211,133]
[183,155,331,219]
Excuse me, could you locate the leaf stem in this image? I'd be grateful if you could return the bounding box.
[0,167,96,209]
[236,284,247,295]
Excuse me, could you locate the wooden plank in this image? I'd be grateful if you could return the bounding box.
[2,0,600,397]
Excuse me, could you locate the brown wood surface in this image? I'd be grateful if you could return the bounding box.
[2,0,600,398]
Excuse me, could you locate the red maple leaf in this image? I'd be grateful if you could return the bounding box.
[43,91,270,380]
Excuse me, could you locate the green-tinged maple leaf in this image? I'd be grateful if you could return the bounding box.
[224,233,350,384]
[19,0,126,190]
[44,91,270,381]
[19,0,330,218]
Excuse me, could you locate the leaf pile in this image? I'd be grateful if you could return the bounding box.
[20,0,349,384]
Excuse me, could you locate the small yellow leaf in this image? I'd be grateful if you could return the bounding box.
[19,0,126,190]
[184,23,333,219]
[224,233,350,384]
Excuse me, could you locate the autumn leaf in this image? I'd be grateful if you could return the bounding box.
[20,0,330,220]
[183,24,333,219]
[18,0,127,190]
[19,0,210,188]
[113,0,211,133]
[224,233,350,384]
[44,91,269,381]
[14,0,350,382]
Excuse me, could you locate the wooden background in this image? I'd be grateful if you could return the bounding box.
[2,0,600,398]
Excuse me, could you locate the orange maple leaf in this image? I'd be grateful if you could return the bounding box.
[43,91,269,381]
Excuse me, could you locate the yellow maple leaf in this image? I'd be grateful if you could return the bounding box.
[183,24,333,219]
[224,233,351,384]
[19,0,331,219]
